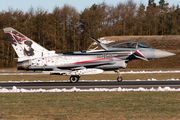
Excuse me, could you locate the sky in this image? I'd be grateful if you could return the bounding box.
[0,0,179,13]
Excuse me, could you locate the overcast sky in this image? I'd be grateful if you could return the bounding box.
[0,0,179,13]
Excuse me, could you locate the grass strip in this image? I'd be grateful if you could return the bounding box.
[0,92,180,119]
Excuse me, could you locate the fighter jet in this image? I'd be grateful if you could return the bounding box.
[3,27,175,82]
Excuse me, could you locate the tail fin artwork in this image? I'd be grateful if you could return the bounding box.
[3,27,53,60]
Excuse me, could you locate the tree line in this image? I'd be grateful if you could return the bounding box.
[0,0,179,67]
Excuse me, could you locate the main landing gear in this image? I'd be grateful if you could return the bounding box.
[69,75,81,83]
[115,70,123,82]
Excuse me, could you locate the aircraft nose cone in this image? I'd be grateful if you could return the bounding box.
[154,49,175,59]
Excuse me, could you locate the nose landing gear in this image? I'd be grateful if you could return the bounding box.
[115,70,123,82]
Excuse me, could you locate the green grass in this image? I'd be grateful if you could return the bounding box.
[0,92,180,119]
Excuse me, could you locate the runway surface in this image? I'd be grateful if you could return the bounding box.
[1,81,180,89]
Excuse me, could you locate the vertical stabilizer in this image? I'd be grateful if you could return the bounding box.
[3,27,50,59]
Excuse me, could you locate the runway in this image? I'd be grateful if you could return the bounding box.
[1,81,180,89]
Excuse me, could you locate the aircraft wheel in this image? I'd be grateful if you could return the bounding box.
[70,76,79,83]
[117,77,123,82]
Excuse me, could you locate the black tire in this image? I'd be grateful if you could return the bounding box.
[117,77,123,82]
[70,76,79,83]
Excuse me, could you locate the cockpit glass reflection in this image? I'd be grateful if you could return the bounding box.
[109,42,150,49]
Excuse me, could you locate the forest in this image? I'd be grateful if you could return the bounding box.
[0,0,179,67]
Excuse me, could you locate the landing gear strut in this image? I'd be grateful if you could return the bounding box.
[69,75,80,83]
[115,70,123,82]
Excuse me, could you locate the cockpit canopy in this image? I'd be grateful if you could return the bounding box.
[108,42,150,49]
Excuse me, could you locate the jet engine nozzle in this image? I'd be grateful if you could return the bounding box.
[154,49,175,59]
[17,60,30,70]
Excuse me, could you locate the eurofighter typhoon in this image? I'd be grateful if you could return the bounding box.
[3,27,175,82]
